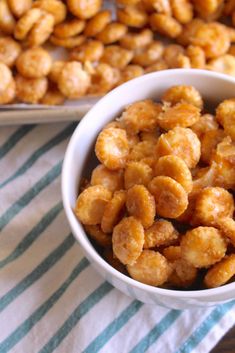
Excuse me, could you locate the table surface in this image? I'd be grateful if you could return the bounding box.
[212,326,235,352]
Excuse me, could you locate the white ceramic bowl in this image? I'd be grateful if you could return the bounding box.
[62,69,235,309]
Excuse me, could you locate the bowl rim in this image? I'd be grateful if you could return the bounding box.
[62,69,235,299]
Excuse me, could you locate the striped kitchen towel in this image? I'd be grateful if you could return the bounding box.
[0,122,234,353]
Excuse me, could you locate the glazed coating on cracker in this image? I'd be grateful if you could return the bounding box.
[32,0,66,24]
[15,74,48,103]
[0,37,21,67]
[149,175,188,218]
[163,245,198,288]
[67,0,102,19]
[91,164,124,192]
[144,220,179,249]
[0,63,12,93]
[127,250,172,286]
[57,62,90,98]
[193,187,234,226]
[120,100,162,134]
[204,254,235,288]
[154,155,193,193]
[101,45,133,69]
[181,227,227,268]
[95,127,130,170]
[126,184,156,228]
[88,63,119,94]
[75,185,112,225]
[101,190,126,233]
[16,47,52,78]
[162,85,203,109]
[113,216,145,265]
[85,225,112,247]
[124,161,153,189]
[72,86,235,290]
[156,127,201,168]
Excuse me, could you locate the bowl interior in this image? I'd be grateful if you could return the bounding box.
[62,69,235,299]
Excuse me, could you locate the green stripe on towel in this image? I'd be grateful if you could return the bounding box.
[83,300,143,353]
[0,125,35,160]
[176,301,235,353]
[38,282,113,353]
[0,258,89,353]
[0,233,75,312]
[0,123,76,188]
[130,310,181,353]
[0,202,63,269]
[0,161,62,233]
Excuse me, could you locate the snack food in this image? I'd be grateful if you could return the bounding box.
[16,47,52,78]
[70,40,104,63]
[32,0,66,25]
[127,250,172,286]
[8,0,32,18]
[67,0,102,19]
[155,127,201,168]
[53,19,85,38]
[126,184,156,228]
[3,0,235,105]
[112,216,145,265]
[57,61,90,98]
[0,37,21,67]
[15,74,48,103]
[75,84,235,290]
[101,45,133,69]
